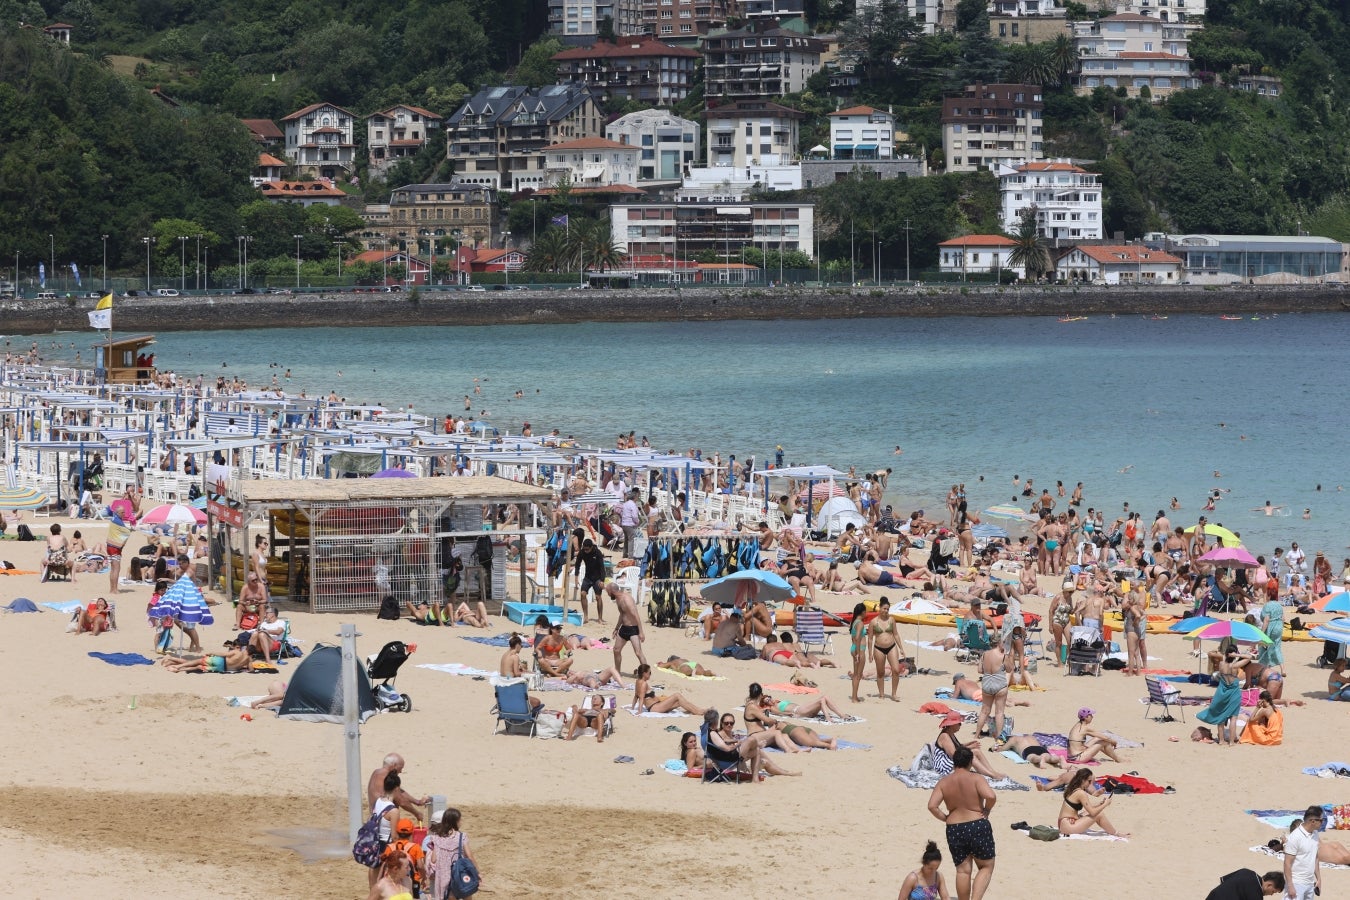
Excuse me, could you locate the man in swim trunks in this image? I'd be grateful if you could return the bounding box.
[996,735,1063,769]
[607,582,648,674]
[857,552,896,587]
[1074,582,1110,635]
[952,672,983,702]
[927,745,997,900]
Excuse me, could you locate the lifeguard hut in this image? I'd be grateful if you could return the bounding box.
[93,334,157,384]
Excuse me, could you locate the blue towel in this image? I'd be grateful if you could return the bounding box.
[1302,763,1350,776]
[88,652,156,666]
[42,600,84,613]
[461,634,528,648]
[3,598,38,613]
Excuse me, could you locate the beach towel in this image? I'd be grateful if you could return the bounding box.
[1101,732,1144,749]
[625,708,691,718]
[783,714,866,726]
[1302,763,1350,778]
[42,600,84,614]
[662,759,689,775]
[934,690,981,707]
[763,682,819,695]
[88,651,155,666]
[1138,668,1189,676]
[660,668,725,681]
[1032,732,1070,750]
[0,568,37,575]
[1098,773,1167,794]
[460,634,532,648]
[417,663,498,678]
[1001,750,1029,764]
[1247,811,1304,831]
[2,598,38,613]
[226,696,267,707]
[887,748,1029,791]
[1061,831,1128,842]
[919,701,956,716]
[905,639,956,652]
[767,737,871,752]
[1250,844,1350,870]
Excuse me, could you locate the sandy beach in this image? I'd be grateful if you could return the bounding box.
[0,519,1345,899]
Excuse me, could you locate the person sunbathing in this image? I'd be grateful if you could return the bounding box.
[659,655,715,677]
[951,672,983,702]
[1057,768,1129,837]
[565,695,612,743]
[450,600,489,628]
[161,641,251,673]
[996,735,1064,769]
[631,663,706,715]
[565,667,626,690]
[751,694,838,750]
[77,597,114,635]
[1067,708,1123,763]
[756,686,853,724]
[707,710,798,780]
[1237,692,1283,746]
[678,731,705,769]
[1269,831,1350,866]
[761,633,837,668]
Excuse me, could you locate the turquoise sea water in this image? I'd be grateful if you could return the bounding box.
[19,312,1350,559]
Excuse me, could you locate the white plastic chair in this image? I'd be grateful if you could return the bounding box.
[611,564,644,610]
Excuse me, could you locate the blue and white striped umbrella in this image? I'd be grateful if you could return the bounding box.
[971,522,1009,540]
[149,574,214,627]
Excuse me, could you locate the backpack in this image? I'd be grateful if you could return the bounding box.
[16,524,35,541]
[377,595,402,620]
[1028,824,1060,841]
[474,536,494,570]
[447,833,480,898]
[352,807,389,868]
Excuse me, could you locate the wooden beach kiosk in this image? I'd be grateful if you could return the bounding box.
[93,334,157,384]
[219,475,549,614]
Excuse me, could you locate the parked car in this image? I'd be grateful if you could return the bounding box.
[467,285,486,292]
[235,288,259,294]
[122,290,145,298]
[35,291,58,300]
[154,288,180,297]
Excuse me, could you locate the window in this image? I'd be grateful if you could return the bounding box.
[1011,23,1018,36]
[998,22,1006,35]
[680,23,692,31]
[760,125,771,135]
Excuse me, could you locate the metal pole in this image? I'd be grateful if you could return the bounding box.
[101,235,108,292]
[294,234,303,288]
[49,234,54,292]
[236,236,243,290]
[904,218,911,283]
[849,219,854,285]
[504,231,511,288]
[195,234,202,291]
[179,236,186,291]
[143,236,153,291]
[339,622,364,844]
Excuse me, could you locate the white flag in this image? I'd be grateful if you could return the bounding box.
[88,308,111,329]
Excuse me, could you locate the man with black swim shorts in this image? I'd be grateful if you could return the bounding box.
[607,582,648,675]
[927,745,997,900]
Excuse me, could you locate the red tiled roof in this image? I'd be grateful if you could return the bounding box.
[242,118,283,140]
[939,235,1017,248]
[1073,245,1182,265]
[259,180,347,198]
[1014,161,1088,173]
[349,250,427,265]
[546,137,633,151]
[257,153,287,167]
[553,37,699,61]
[282,102,357,121]
[829,105,886,117]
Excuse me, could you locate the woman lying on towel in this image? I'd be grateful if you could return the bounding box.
[1237,691,1283,746]
[659,655,716,677]
[160,640,251,673]
[1057,768,1129,837]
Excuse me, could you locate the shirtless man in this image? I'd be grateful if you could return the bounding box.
[927,745,997,900]
[952,672,984,702]
[1164,527,1189,568]
[975,642,1010,740]
[235,573,268,627]
[1151,510,1172,544]
[366,753,430,825]
[996,734,1064,770]
[607,582,649,674]
[755,521,777,551]
[1074,582,1110,635]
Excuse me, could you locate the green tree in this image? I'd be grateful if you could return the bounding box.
[1006,207,1051,281]
[515,37,564,88]
[837,0,919,91]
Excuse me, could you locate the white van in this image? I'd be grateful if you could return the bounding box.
[154,288,180,297]
[35,291,58,300]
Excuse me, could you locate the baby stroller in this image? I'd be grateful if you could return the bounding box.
[1065,625,1105,677]
[367,640,413,713]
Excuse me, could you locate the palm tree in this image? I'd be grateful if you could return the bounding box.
[524,227,569,273]
[1006,44,1055,86]
[568,219,624,273]
[1007,207,1051,282]
[1048,34,1077,87]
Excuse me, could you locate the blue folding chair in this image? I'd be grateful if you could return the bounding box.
[491,681,541,737]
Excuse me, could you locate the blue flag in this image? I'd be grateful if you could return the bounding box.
[70,262,81,287]
[550,214,569,227]
[38,262,45,288]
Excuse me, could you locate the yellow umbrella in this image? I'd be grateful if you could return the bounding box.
[1183,523,1240,548]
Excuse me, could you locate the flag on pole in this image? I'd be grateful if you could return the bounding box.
[70,262,81,287]
[550,214,569,227]
[87,293,112,330]
[38,262,45,288]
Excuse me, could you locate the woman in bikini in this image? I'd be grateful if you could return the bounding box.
[849,601,868,703]
[678,731,705,769]
[898,840,947,900]
[1066,708,1123,762]
[631,663,706,715]
[749,679,852,724]
[564,666,626,689]
[708,711,799,781]
[752,692,837,750]
[869,598,904,701]
[659,655,715,677]
[1058,768,1128,837]
[1049,582,1076,666]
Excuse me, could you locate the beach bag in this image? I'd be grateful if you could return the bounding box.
[731,645,758,660]
[447,833,480,898]
[535,710,565,740]
[351,808,388,868]
[377,595,401,620]
[474,535,494,570]
[1028,825,1060,841]
[16,524,35,541]
[239,612,260,630]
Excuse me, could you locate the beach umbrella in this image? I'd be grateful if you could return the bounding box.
[371,468,416,479]
[108,497,137,522]
[700,569,795,607]
[971,522,1009,541]
[139,502,207,527]
[982,504,1030,522]
[1167,615,1220,633]
[891,594,954,649]
[1309,618,1350,644]
[1183,523,1241,548]
[1185,619,1272,644]
[1312,593,1350,615]
[149,575,214,651]
[0,486,49,510]
[1199,546,1258,568]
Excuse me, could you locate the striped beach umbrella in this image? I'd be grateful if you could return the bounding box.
[150,574,214,628]
[0,486,49,510]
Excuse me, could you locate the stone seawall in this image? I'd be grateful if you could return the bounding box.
[3,285,1346,333]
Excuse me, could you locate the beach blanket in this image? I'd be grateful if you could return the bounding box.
[1061,831,1129,842]
[784,714,866,726]
[625,708,691,718]
[88,651,155,666]
[1098,773,1168,794]
[1138,667,1189,675]
[905,639,956,652]
[2,598,38,613]
[0,568,38,575]
[663,759,689,775]
[1247,810,1305,831]
[1302,762,1350,778]
[887,746,1029,791]
[1001,750,1029,764]
[417,663,497,678]
[767,737,871,752]
[460,634,532,648]
[226,696,266,707]
[42,600,84,614]
[1250,844,1350,870]
[933,690,981,706]
[1032,732,1069,750]
[763,682,819,695]
[1102,732,1144,749]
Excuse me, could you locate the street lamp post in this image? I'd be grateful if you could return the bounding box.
[236,235,244,290]
[849,219,855,285]
[141,236,155,291]
[293,234,303,288]
[503,231,511,288]
[903,218,912,284]
[48,234,54,292]
[333,241,344,284]
[101,235,108,293]
[178,235,187,292]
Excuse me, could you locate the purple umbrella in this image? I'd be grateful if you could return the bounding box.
[1198,546,1258,568]
[371,468,416,479]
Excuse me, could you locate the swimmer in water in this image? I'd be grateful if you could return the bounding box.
[1213,470,1222,478]
[1118,465,1133,473]
[1303,508,1311,519]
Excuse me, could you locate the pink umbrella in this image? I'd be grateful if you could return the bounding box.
[1198,546,1258,568]
[797,482,847,500]
[138,503,208,527]
[108,497,137,524]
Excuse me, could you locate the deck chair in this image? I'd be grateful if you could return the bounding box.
[1143,675,1184,722]
[1065,625,1105,676]
[954,616,991,662]
[491,681,541,737]
[700,721,746,784]
[525,548,555,604]
[42,552,73,583]
[611,564,644,610]
[793,608,835,655]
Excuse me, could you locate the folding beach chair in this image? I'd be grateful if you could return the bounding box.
[1065,625,1105,676]
[1143,675,1184,723]
[700,720,745,785]
[954,616,991,663]
[491,681,541,737]
[793,607,835,656]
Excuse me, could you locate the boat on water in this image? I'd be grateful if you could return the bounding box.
[1147,314,1168,320]
[1220,315,1243,321]
[1058,316,1088,323]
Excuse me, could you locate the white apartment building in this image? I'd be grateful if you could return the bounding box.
[606,109,701,182]
[547,0,617,37]
[937,235,1023,279]
[543,137,640,188]
[1114,0,1204,23]
[997,160,1103,241]
[828,106,895,160]
[1073,13,1196,99]
[705,100,802,168]
[281,102,357,179]
[1055,244,1184,284]
[609,201,815,263]
[678,163,802,200]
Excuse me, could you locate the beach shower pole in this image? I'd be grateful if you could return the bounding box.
[340,623,364,844]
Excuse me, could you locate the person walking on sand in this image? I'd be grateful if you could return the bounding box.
[975,641,1010,740]
[1284,806,1323,900]
[607,582,648,674]
[927,746,996,900]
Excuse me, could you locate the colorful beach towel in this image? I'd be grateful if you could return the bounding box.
[887,762,1028,791]
[1061,831,1128,842]
[417,663,498,677]
[763,682,819,695]
[460,634,532,648]
[625,708,691,718]
[225,696,267,707]
[766,737,871,752]
[88,651,155,666]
